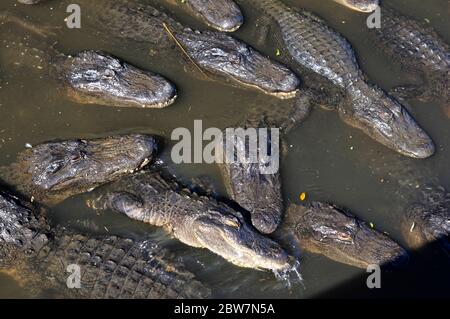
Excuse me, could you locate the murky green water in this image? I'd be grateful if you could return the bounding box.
[0,0,449,298]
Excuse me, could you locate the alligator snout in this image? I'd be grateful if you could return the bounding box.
[193,211,292,271]
[54,51,177,108]
[401,187,450,251]
[185,0,244,32]
[334,0,379,12]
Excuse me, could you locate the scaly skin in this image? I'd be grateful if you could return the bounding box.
[58,0,299,99]
[238,0,435,159]
[1,16,177,108]
[333,0,379,12]
[372,6,450,106]
[401,186,449,252]
[0,135,157,206]
[87,169,295,273]
[218,92,315,234]
[285,202,408,269]
[163,0,243,32]
[0,189,210,299]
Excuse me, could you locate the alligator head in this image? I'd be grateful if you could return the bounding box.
[188,208,293,271]
[286,202,409,269]
[184,0,244,32]
[174,30,300,98]
[343,84,435,159]
[53,51,177,108]
[333,0,379,12]
[219,127,283,234]
[401,186,450,251]
[0,135,158,205]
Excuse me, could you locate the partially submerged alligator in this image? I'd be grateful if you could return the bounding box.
[370,5,449,107]
[236,0,435,159]
[1,16,177,108]
[162,0,243,32]
[22,0,299,98]
[333,0,379,12]
[0,135,157,206]
[0,188,210,298]
[401,186,449,252]
[217,92,315,234]
[86,168,295,274]
[285,202,408,269]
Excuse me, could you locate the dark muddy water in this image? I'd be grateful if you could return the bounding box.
[0,0,449,298]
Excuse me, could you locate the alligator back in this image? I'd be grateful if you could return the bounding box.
[0,189,210,299]
[251,0,362,89]
[374,6,449,76]
[372,6,449,101]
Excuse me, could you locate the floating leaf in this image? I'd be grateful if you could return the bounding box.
[275,48,281,56]
[300,192,306,201]
[369,222,375,229]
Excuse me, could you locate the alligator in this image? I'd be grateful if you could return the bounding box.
[86,168,295,274]
[217,92,315,234]
[19,0,300,98]
[161,0,243,32]
[401,185,449,252]
[235,0,435,159]
[333,0,379,12]
[370,5,450,108]
[0,135,158,206]
[0,188,210,298]
[285,202,408,269]
[1,16,177,108]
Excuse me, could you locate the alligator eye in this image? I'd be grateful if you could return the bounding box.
[228,52,241,64]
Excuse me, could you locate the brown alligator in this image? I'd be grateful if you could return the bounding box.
[0,188,210,298]
[16,0,300,98]
[370,5,449,109]
[86,168,296,274]
[1,15,178,108]
[161,0,243,32]
[0,135,158,206]
[236,0,435,159]
[285,202,408,269]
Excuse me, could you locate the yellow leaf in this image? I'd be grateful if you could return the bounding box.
[300,192,306,201]
[275,48,281,57]
[370,222,375,229]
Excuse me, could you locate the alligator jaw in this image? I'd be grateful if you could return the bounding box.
[55,51,177,109]
[186,0,244,32]
[174,31,300,98]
